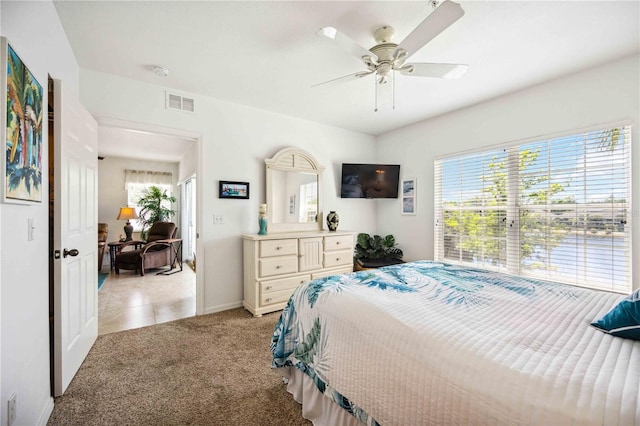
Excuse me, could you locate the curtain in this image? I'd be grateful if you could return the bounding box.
[124,169,173,189]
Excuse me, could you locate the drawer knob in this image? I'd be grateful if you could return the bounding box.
[276,265,282,269]
[336,241,341,245]
[276,246,282,250]
[336,257,341,261]
[300,280,305,284]
[265,285,272,290]
[266,297,272,303]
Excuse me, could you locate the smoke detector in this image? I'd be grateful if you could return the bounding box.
[152,65,169,77]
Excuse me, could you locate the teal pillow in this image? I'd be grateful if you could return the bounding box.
[591,289,640,341]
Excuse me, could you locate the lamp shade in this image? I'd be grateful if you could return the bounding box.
[117,207,138,221]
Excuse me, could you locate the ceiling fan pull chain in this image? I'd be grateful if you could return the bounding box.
[374,79,379,112]
[392,71,396,110]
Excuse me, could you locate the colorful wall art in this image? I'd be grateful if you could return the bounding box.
[2,37,43,203]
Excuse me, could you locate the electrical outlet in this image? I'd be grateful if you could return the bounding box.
[213,215,224,224]
[8,393,16,426]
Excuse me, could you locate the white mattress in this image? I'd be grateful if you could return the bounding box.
[271,261,640,425]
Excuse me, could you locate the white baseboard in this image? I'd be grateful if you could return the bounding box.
[37,396,55,426]
[202,301,243,315]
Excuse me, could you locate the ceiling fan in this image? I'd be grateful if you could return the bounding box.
[314,0,468,111]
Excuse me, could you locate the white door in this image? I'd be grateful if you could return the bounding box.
[185,177,196,261]
[53,79,98,396]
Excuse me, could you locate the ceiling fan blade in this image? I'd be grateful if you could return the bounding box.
[397,0,465,59]
[316,27,378,61]
[399,63,468,79]
[312,70,374,88]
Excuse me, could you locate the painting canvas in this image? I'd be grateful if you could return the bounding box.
[2,37,43,204]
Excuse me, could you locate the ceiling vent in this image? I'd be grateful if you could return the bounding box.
[166,91,195,113]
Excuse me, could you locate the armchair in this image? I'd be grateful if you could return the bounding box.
[114,222,177,276]
[98,223,108,272]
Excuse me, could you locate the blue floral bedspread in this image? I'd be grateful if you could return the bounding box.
[270,260,633,425]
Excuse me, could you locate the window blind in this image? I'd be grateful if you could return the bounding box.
[435,126,632,293]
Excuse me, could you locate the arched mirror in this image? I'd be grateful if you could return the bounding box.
[266,147,324,233]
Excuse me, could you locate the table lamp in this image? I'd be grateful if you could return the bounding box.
[117,207,139,241]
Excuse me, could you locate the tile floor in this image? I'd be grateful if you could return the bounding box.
[98,264,196,335]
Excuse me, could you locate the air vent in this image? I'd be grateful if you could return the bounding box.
[166,91,195,113]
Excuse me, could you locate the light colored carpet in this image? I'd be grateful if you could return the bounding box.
[47,308,311,425]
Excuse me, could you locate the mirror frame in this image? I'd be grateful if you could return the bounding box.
[265,147,324,233]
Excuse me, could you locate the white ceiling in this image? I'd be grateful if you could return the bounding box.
[97,125,195,162]
[53,1,639,160]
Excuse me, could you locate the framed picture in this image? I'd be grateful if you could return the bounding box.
[289,194,295,215]
[1,37,44,204]
[219,180,249,199]
[401,178,416,215]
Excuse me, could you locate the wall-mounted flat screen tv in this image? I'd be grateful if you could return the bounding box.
[341,163,401,198]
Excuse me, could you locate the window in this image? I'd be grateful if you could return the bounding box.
[299,181,318,223]
[126,183,173,231]
[123,169,174,231]
[435,126,632,293]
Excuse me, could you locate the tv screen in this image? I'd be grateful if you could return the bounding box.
[341,163,401,198]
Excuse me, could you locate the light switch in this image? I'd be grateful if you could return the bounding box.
[28,218,35,241]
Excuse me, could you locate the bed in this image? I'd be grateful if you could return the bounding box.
[271,261,640,425]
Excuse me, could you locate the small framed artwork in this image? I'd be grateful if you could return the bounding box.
[401,178,416,215]
[289,194,296,215]
[219,180,250,199]
[1,37,44,204]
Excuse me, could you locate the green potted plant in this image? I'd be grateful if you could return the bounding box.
[354,233,403,270]
[136,185,176,240]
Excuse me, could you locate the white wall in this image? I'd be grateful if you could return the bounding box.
[377,54,640,290]
[80,69,378,313]
[178,141,198,184]
[0,1,80,424]
[98,157,179,248]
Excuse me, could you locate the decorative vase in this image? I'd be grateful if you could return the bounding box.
[258,204,268,235]
[327,211,339,231]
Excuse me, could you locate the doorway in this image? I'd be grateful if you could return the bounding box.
[95,120,201,335]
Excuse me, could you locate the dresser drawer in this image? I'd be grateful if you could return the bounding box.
[261,275,310,294]
[312,266,353,280]
[260,239,298,257]
[323,250,353,268]
[259,255,298,277]
[324,234,353,251]
[261,288,296,306]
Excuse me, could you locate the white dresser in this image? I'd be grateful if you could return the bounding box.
[242,231,355,317]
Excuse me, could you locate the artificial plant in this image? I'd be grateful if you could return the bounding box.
[136,185,176,240]
[354,233,403,261]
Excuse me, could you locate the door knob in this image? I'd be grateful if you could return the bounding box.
[63,248,79,258]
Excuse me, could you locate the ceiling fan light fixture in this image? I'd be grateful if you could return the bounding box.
[393,48,408,64]
[399,64,415,74]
